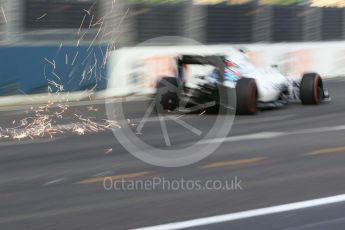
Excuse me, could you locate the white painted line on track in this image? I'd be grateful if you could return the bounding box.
[43,178,65,186]
[200,132,285,144]
[290,125,345,135]
[134,194,345,230]
[92,170,113,177]
[200,124,345,145]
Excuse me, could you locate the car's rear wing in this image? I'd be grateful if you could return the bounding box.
[177,55,226,82]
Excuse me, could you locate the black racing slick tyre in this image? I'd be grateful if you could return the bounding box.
[236,78,258,115]
[300,73,324,105]
[156,77,179,112]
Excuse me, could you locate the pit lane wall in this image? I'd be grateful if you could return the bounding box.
[107,41,345,97]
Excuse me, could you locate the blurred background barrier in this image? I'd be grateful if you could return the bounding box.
[121,1,345,45]
[0,45,107,96]
[107,42,345,97]
[0,0,112,97]
[1,0,345,46]
[6,0,343,46]
[0,0,345,99]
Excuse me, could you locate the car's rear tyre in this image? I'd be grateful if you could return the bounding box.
[236,78,258,115]
[156,77,179,112]
[300,73,324,105]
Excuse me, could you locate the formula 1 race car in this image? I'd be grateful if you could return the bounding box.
[155,50,330,115]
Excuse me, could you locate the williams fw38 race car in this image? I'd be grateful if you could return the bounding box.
[155,50,331,115]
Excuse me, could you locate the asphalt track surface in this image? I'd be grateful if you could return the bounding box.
[0,79,345,230]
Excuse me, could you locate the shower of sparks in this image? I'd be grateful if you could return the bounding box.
[1,7,7,24]
[111,0,116,11]
[44,58,56,69]
[0,2,130,142]
[81,48,93,65]
[56,43,63,57]
[72,51,79,65]
[78,14,86,35]
[77,32,86,47]
[91,17,104,27]
[87,106,98,112]
[105,148,112,154]
[87,22,103,52]
[0,104,120,140]
[71,115,120,136]
[89,15,94,29]
[83,9,91,15]
[52,71,61,81]
[37,13,47,20]
[48,80,64,92]
[199,110,206,116]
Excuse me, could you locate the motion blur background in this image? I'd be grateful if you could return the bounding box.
[2,0,345,44]
[2,1,345,230]
[0,0,345,96]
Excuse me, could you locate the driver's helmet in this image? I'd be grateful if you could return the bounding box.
[224,51,249,69]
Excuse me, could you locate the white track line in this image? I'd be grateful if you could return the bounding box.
[200,124,345,145]
[43,178,65,186]
[291,125,345,135]
[134,194,345,230]
[92,170,113,177]
[199,131,285,144]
